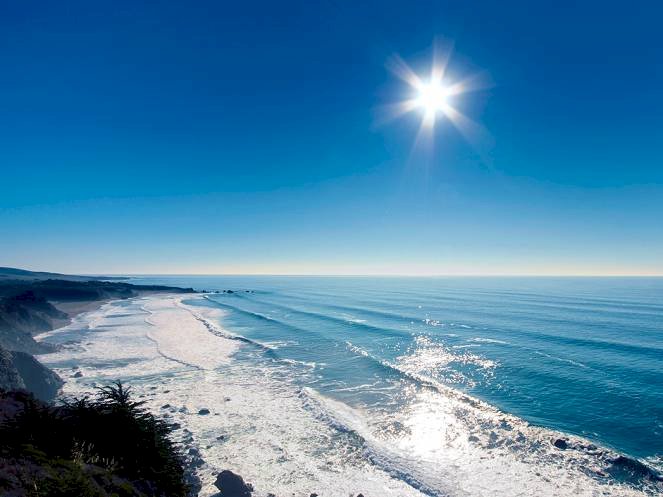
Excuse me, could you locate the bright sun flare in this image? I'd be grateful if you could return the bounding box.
[386,43,490,137]
[415,81,450,115]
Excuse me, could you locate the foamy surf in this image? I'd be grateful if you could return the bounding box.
[143,296,238,370]
[35,293,661,497]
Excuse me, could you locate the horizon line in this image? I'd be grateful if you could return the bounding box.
[6,266,663,278]
[101,272,663,278]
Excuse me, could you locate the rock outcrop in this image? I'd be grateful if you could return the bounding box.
[214,470,254,497]
[0,291,66,354]
[0,346,25,392]
[8,350,62,401]
[0,344,62,401]
[0,268,196,401]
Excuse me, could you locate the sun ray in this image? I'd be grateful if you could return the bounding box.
[385,42,491,157]
[445,70,494,96]
[373,99,424,126]
[386,54,424,90]
[431,39,453,84]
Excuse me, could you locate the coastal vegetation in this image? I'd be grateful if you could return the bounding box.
[0,382,188,497]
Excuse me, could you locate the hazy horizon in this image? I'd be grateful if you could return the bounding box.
[8,265,663,278]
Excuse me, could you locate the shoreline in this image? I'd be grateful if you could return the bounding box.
[34,293,662,497]
[36,293,429,497]
[51,289,199,330]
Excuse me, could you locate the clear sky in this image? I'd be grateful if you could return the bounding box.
[1,1,662,275]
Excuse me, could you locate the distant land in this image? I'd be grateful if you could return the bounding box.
[0,266,130,282]
[0,266,195,400]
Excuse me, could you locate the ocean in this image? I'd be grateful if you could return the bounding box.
[39,276,663,496]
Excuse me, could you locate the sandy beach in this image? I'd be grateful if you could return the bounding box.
[32,290,662,497]
[36,294,428,497]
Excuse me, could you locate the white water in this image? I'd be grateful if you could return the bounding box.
[36,295,659,496]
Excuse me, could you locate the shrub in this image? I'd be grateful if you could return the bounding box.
[0,382,187,497]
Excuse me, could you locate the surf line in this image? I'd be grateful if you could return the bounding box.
[141,300,208,371]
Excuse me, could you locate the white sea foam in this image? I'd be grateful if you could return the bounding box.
[470,337,509,345]
[142,297,238,370]
[35,295,660,497]
[533,350,589,369]
[35,296,428,497]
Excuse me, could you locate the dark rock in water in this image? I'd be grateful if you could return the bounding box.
[73,371,83,378]
[356,494,365,497]
[576,442,601,455]
[310,494,319,497]
[170,422,181,430]
[608,455,662,481]
[198,408,210,415]
[161,404,171,409]
[188,448,200,456]
[553,438,568,450]
[224,397,231,402]
[214,470,253,496]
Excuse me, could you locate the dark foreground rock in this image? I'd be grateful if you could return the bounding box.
[608,455,663,482]
[553,438,568,450]
[214,470,254,497]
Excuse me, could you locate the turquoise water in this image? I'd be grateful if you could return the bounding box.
[127,276,663,476]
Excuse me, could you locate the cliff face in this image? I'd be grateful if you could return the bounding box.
[0,292,67,400]
[0,291,67,354]
[0,345,62,401]
[0,346,25,393]
[7,350,63,401]
[0,268,196,402]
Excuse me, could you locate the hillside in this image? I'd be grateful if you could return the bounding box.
[0,266,129,282]
[0,268,196,401]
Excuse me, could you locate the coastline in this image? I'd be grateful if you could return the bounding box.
[36,293,428,497]
[0,276,197,400]
[51,289,195,329]
[35,292,661,497]
[51,298,112,323]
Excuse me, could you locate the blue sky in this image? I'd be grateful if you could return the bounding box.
[1,1,662,275]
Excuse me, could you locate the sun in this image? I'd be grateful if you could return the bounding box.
[385,42,490,138]
[415,80,451,116]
